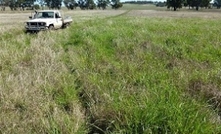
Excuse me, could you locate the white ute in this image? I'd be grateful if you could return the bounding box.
[25,10,72,33]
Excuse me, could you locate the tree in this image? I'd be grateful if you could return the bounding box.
[111,0,123,9]
[87,0,96,9]
[64,0,78,10]
[45,0,62,9]
[200,0,211,8]
[194,0,200,10]
[78,0,96,10]
[97,0,109,9]
[78,0,85,9]
[18,0,29,10]
[0,0,6,11]
[183,0,188,8]
[37,0,46,9]
[15,0,37,10]
[9,0,17,10]
[33,3,40,9]
[167,0,183,11]
[214,0,221,8]
[184,0,210,10]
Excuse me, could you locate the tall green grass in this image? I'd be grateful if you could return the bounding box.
[62,16,221,133]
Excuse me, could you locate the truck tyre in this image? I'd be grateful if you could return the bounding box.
[48,25,54,30]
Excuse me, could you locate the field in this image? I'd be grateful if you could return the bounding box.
[1,4,221,133]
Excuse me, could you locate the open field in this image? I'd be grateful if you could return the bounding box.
[1,5,221,133]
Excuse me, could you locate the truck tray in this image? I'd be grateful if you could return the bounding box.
[63,16,73,24]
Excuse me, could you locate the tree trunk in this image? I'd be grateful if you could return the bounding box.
[174,6,176,11]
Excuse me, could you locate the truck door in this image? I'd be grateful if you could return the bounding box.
[55,12,63,29]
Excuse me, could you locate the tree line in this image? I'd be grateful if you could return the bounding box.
[0,0,123,11]
[123,0,221,11]
[167,0,220,11]
[64,0,122,10]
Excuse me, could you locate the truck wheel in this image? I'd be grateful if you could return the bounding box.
[65,23,70,28]
[48,25,54,30]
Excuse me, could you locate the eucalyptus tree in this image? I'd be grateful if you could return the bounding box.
[0,0,10,6]
[0,0,7,10]
[18,0,30,10]
[200,0,211,8]
[183,0,210,10]
[64,0,78,9]
[45,0,62,9]
[111,0,123,9]
[37,0,46,9]
[78,0,96,9]
[8,0,17,10]
[214,0,221,8]
[166,0,183,11]
[97,0,109,9]
[0,0,6,5]
[191,0,202,10]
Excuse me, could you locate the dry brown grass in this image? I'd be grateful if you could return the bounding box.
[0,21,85,133]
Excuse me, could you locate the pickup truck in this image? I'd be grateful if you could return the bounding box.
[25,10,72,33]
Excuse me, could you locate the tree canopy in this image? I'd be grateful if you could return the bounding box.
[0,0,124,10]
[167,0,212,10]
[167,0,183,11]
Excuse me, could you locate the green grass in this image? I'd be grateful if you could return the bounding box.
[60,16,221,133]
[1,10,221,133]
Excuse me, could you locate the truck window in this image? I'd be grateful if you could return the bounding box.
[42,12,49,18]
[55,13,60,18]
[36,12,54,18]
